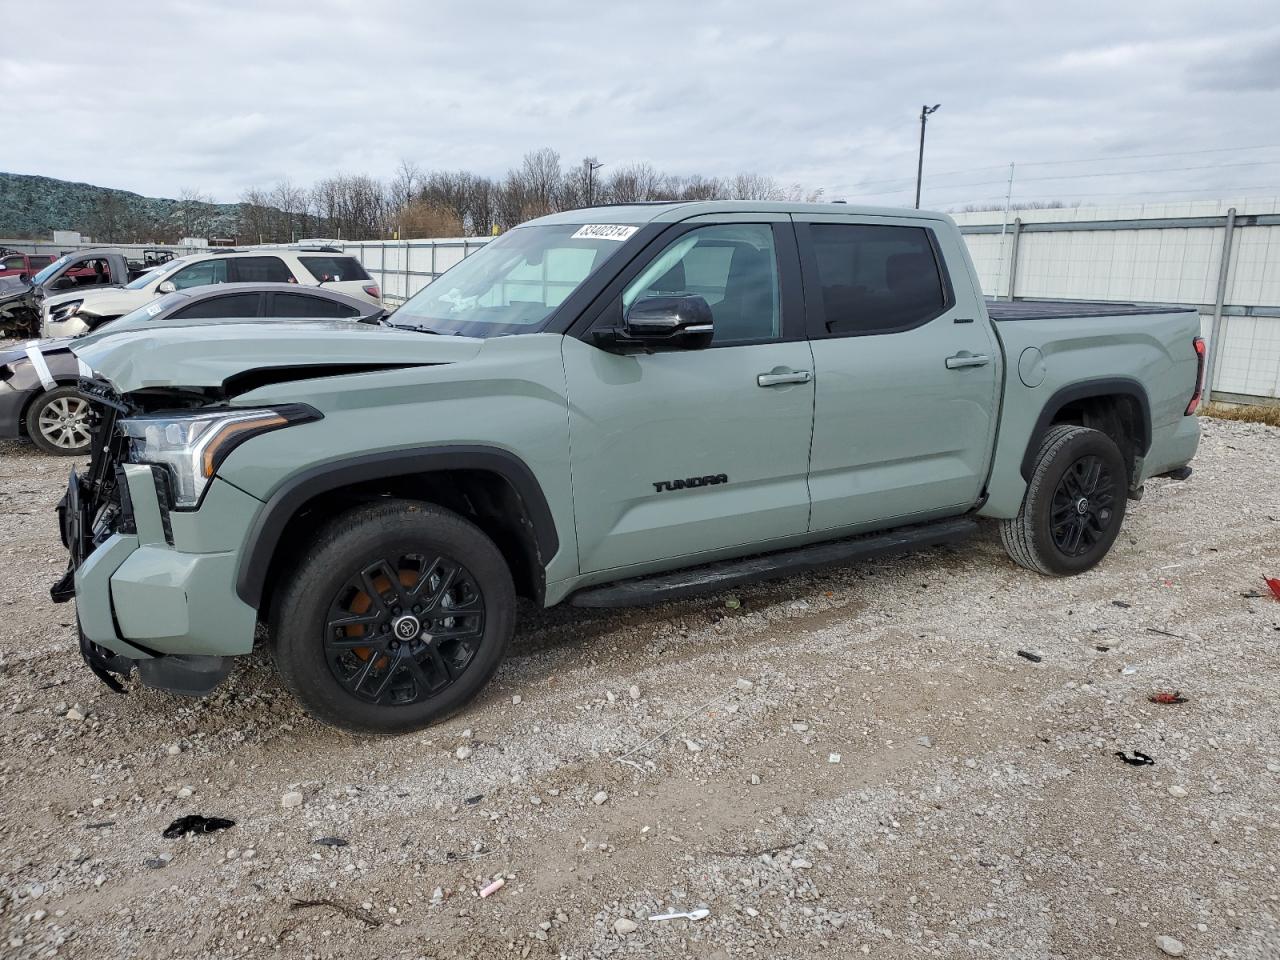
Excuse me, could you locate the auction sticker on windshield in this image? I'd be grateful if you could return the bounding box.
[571,224,638,242]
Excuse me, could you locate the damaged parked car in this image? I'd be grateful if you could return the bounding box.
[0,249,152,339]
[41,246,382,339]
[1,283,385,455]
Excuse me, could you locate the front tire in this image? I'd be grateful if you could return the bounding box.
[1000,424,1128,576]
[26,386,93,456]
[270,500,516,735]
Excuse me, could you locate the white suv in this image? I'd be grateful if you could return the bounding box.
[41,246,382,337]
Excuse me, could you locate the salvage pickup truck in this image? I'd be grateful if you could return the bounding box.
[0,249,149,338]
[54,201,1204,733]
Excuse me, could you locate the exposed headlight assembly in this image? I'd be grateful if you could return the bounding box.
[119,404,320,508]
[50,300,84,323]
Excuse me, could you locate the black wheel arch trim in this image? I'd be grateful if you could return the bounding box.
[1020,378,1152,481]
[234,446,559,610]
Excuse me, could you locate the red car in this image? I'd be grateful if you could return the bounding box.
[0,252,58,279]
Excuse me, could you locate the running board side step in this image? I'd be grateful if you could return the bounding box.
[568,517,978,609]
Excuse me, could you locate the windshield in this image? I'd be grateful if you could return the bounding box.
[126,259,187,289]
[30,256,70,286]
[391,223,639,337]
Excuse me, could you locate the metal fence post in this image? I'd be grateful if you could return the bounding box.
[1205,207,1237,403]
[1005,217,1023,301]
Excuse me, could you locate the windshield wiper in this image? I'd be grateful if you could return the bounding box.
[386,322,441,335]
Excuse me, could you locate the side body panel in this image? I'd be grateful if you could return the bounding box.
[798,215,1003,533]
[561,336,816,574]
[217,334,580,586]
[980,309,1202,518]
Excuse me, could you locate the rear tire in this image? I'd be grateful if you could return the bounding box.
[269,500,516,735]
[1000,424,1127,576]
[26,385,93,456]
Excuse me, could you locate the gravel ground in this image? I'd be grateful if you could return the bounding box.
[1,414,1278,960]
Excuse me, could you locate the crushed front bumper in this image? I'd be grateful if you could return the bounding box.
[53,462,262,696]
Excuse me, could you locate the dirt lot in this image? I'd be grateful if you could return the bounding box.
[0,415,1277,960]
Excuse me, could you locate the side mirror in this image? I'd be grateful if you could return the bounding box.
[157,280,177,294]
[598,295,714,353]
[18,272,28,282]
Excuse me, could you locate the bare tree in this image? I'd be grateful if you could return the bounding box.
[388,159,423,214]
[606,162,664,203]
[176,186,214,239]
[729,173,785,201]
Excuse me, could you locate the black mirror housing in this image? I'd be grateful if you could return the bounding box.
[597,295,714,353]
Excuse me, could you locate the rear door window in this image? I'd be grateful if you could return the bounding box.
[802,223,950,337]
[169,292,263,319]
[170,258,229,290]
[29,255,54,268]
[269,293,361,318]
[299,256,370,283]
[230,256,296,283]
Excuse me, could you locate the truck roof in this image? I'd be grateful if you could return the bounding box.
[525,200,957,227]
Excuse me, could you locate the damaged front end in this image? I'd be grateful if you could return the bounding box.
[51,377,138,692]
[51,374,305,697]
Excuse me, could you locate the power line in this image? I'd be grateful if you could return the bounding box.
[836,142,1280,197]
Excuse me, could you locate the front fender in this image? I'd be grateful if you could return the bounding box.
[233,446,560,609]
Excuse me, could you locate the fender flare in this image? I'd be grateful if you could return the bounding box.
[1019,377,1152,480]
[234,446,559,609]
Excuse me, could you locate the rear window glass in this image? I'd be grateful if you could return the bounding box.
[299,256,370,283]
[232,256,296,283]
[171,292,262,319]
[271,293,360,318]
[807,224,947,336]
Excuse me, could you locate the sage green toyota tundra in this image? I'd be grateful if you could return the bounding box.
[53,201,1205,733]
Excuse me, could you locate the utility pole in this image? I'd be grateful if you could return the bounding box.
[993,161,1016,298]
[915,103,941,209]
[584,158,604,206]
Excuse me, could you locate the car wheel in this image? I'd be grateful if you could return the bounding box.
[1000,424,1128,576]
[26,385,93,456]
[270,500,516,735]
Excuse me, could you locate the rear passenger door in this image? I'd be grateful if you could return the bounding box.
[795,216,1001,533]
[229,256,296,284]
[267,292,362,319]
[168,292,264,320]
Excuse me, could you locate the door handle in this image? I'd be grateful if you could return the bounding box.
[945,353,991,370]
[757,370,812,387]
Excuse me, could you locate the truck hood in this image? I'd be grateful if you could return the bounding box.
[0,275,32,305]
[70,320,485,395]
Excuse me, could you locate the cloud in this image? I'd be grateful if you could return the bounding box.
[0,0,1277,211]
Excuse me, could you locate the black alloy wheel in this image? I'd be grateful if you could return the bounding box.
[323,554,485,706]
[1048,454,1117,557]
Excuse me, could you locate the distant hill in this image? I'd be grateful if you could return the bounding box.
[0,172,245,241]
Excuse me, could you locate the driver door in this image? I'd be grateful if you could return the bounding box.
[563,219,815,575]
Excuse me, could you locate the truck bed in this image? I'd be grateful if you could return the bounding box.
[986,299,1194,322]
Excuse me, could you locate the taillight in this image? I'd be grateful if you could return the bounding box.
[363,284,381,299]
[1185,336,1207,415]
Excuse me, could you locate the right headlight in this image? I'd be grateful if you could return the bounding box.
[49,299,83,324]
[119,404,320,508]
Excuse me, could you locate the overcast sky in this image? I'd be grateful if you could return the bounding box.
[2,0,1277,209]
